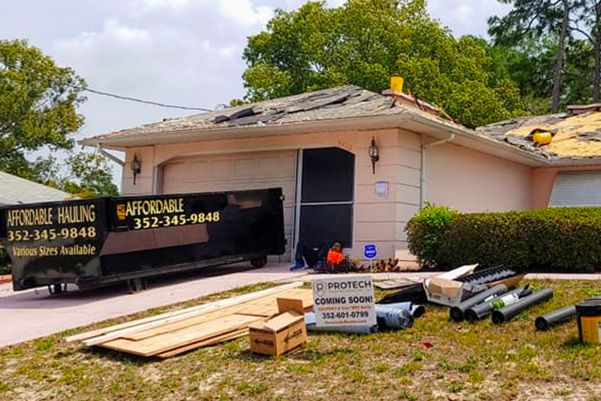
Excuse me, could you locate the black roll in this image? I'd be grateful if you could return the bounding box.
[464,287,526,322]
[534,305,577,331]
[492,288,554,324]
[450,284,508,322]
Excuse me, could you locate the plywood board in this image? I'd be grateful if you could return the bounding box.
[75,282,303,346]
[156,330,247,358]
[101,314,261,357]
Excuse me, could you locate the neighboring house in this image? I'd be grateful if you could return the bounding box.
[0,172,72,206]
[81,86,601,262]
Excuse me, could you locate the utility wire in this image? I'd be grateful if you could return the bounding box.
[82,87,213,112]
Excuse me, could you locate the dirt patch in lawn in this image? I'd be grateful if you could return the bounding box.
[1,280,601,401]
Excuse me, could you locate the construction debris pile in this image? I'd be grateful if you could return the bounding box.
[68,265,601,360]
[67,283,314,358]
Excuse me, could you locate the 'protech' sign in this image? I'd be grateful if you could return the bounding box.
[312,276,377,327]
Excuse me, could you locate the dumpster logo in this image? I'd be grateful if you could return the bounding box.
[116,204,127,221]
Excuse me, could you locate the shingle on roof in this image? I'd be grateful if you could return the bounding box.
[86,85,458,144]
[0,172,73,206]
[477,111,601,160]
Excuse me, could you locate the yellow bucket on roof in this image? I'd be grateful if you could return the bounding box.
[390,76,404,95]
[531,130,553,145]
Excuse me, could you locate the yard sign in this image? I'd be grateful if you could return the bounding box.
[312,276,377,327]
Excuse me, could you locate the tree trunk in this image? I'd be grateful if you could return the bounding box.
[594,35,601,102]
[594,2,601,102]
[551,0,570,113]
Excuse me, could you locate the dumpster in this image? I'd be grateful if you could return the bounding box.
[0,188,286,292]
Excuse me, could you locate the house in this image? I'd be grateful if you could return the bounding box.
[81,86,601,262]
[0,172,72,206]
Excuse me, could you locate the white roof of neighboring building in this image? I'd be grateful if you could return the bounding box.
[0,172,73,206]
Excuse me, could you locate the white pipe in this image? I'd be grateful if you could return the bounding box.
[420,133,456,207]
[95,144,125,167]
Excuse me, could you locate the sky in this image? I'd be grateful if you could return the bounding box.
[0,0,510,184]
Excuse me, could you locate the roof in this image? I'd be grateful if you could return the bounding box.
[0,172,73,206]
[477,110,601,162]
[82,84,598,168]
[82,85,464,147]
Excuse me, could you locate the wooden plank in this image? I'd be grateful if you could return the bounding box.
[78,282,302,346]
[100,314,262,357]
[155,330,247,358]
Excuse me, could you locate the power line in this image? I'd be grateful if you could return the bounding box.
[82,87,213,112]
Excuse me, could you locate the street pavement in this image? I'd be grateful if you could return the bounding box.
[1,264,599,347]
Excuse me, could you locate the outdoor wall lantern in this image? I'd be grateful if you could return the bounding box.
[369,136,379,174]
[130,154,142,185]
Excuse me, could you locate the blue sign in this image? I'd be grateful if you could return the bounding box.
[364,244,377,259]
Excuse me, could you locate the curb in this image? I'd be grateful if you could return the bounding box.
[0,275,11,284]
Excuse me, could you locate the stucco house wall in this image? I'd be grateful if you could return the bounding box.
[531,165,601,208]
[424,141,533,212]
[120,128,421,260]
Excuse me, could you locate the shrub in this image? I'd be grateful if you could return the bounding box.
[407,207,601,272]
[405,203,458,268]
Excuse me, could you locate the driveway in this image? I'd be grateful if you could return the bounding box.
[0,263,306,347]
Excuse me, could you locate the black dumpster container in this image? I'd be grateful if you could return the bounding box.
[0,188,286,291]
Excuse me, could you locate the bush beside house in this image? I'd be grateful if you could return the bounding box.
[407,205,601,272]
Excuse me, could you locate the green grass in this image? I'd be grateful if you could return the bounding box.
[1,279,601,400]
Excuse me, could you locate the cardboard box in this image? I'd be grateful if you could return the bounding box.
[276,297,305,314]
[249,311,307,356]
[424,278,486,307]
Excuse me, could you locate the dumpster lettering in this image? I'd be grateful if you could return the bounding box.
[6,207,53,227]
[120,198,185,219]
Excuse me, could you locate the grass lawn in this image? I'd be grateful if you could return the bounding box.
[1,279,601,401]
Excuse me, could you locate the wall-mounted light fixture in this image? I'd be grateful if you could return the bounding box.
[368,137,379,174]
[130,153,142,185]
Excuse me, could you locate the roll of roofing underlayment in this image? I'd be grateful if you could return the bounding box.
[535,295,601,331]
[465,287,531,322]
[535,305,577,331]
[491,288,554,324]
[450,284,508,322]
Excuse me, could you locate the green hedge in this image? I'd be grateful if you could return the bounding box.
[407,205,601,272]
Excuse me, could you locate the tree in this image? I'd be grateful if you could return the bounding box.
[570,0,601,101]
[242,0,526,128]
[0,39,85,177]
[61,152,119,198]
[489,0,576,113]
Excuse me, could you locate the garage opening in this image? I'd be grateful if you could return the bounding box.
[549,171,601,207]
[160,151,297,261]
[298,147,354,249]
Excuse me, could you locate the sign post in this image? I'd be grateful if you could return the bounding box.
[364,243,377,271]
[312,276,377,328]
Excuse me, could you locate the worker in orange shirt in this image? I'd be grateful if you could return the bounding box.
[321,241,349,273]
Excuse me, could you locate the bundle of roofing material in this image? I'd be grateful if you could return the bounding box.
[535,295,601,331]
[464,286,532,322]
[379,264,522,305]
[492,288,553,324]
[66,283,314,358]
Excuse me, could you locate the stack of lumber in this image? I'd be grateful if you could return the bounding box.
[66,283,313,358]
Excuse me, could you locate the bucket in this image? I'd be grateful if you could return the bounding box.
[575,299,601,344]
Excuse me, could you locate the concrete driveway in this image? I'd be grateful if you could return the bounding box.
[0,263,306,347]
